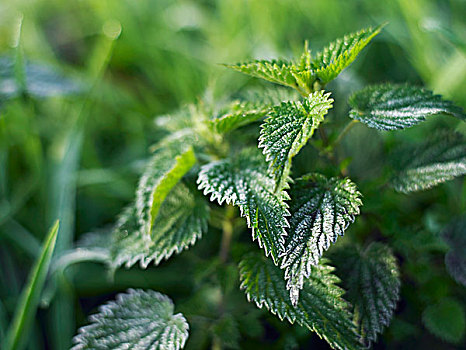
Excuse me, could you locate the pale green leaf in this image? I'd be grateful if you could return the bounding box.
[208,100,268,134]
[72,289,189,350]
[280,173,362,305]
[330,243,400,345]
[224,59,313,95]
[259,91,333,191]
[391,132,466,193]
[3,221,59,350]
[348,84,466,130]
[111,182,209,269]
[312,25,384,84]
[136,133,197,237]
[197,149,289,264]
[422,298,465,344]
[239,253,362,350]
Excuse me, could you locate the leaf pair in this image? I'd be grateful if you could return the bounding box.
[226,25,383,94]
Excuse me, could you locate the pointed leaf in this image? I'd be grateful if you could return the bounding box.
[280,173,362,305]
[349,83,466,130]
[3,221,59,350]
[313,25,383,84]
[111,182,209,269]
[259,91,333,191]
[136,134,197,237]
[239,253,362,350]
[391,132,466,193]
[197,149,289,264]
[330,243,400,345]
[72,289,189,350]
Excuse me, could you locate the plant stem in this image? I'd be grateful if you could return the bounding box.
[219,206,235,263]
[332,120,358,149]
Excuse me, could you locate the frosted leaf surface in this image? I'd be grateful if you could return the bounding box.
[331,243,400,345]
[239,253,363,350]
[259,91,333,191]
[72,289,189,350]
[280,173,362,305]
[197,149,289,264]
[349,83,465,130]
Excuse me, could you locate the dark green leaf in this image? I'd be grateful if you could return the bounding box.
[259,91,333,191]
[197,149,289,264]
[441,217,466,287]
[330,243,400,345]
[111,182,209,269]
[280,173,362,305]
[239,253,362,350]
[422,298,465,344]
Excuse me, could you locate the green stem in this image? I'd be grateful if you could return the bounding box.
[332,120,358,149]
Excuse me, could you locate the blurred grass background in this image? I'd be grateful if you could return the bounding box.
[0,0,465,349]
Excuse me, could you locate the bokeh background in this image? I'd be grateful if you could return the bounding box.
[0,0,465,349]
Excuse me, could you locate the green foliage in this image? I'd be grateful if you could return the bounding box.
[441,217,466,287]
[312,25,384,84]
[422,298,465,344]
[226,25,381,94]
[3,221,59,350]
[259,91,333,191]
[348,83,466,130]
[225,59,316,96]
[330,243,400,345]
[136,134,197,237]
[110,182,209,269]
[208,100,267,134]
[391,132,466,193]
[4,11,466,349]
[239,253,362,350]
[280,173,362,305]
[197,149,289,264]
[72,289,189,350]
[0,57,82,101]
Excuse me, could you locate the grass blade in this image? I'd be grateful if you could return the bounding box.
[3,220,59,350]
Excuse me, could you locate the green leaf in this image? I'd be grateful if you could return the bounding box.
[111,182,209,269]
[259,91,333,191]
[422,298,465,344]
[208,100,268,134]
[330,243,400,345]
[239,253,362,350]
[136,133,197,237]
[441,217,466,287]
[312,25,384,84]
[72,289,189,350]
[391,132,466,193]
[197,149,289,264]
[3,220,59,350]
[348,83,466,130]
[280,173,362,305]
[224,59,314,95]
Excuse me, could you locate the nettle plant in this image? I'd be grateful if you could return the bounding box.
[71,25,466,349]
